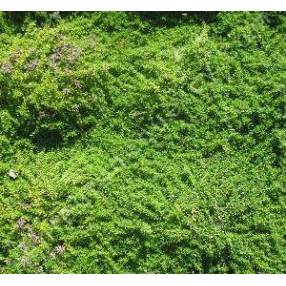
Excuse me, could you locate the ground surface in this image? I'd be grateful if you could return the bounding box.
[0,12,286,273]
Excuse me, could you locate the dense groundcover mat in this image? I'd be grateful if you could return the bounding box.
[0,12,286,273]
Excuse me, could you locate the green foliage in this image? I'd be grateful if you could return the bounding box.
[0,12,285,273]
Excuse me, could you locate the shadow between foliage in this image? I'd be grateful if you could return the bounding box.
[134,12,219,28]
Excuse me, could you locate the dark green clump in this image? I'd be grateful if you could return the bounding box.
[0,12,285,273]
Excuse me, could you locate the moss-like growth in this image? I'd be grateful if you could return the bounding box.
[0,12,285,273]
